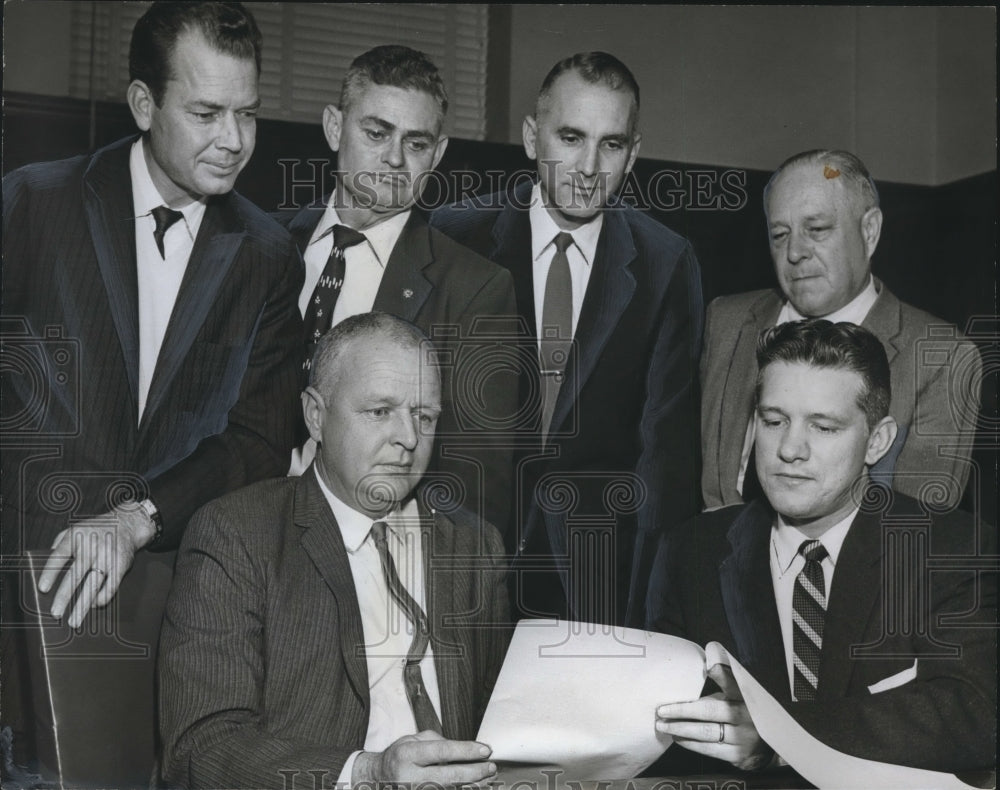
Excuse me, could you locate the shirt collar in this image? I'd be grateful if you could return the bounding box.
[129,138,206,239]
[779,275,879,326]
[312,466,420,552]
[309,200,411,270]
[528,182,603,266]
[771,506,857,575]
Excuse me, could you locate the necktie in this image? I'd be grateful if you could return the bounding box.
[370,521,442,733]
[151,205,184,259]
[303,224,367,371]
[539,232,574,438]
[792,539,829,700]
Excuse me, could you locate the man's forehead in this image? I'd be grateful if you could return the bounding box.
[538,71,635,129]
[768,162,854,211]
[347,83,443,130]
[761,361,865,404]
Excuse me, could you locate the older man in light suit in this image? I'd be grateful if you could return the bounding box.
[701,149,981,511]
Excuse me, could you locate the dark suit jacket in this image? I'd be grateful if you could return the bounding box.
[700,281,982,510]
[1,135,303,782]
[646,487,997,772]
[158,470,510,789]
[431,181,704,627]
[1,135,304,549]
[276,202,518,534]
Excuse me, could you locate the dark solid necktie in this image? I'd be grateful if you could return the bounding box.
[150,205,184,259]
[303,224,367,371]
[792,539,829,700]
[370,520,442,733]
[539,231,574,438]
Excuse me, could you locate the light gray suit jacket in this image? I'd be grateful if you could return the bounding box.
[700,279,981,510]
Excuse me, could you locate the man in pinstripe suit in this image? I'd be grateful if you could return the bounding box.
[1,2,301,780]
[159,313,509,789]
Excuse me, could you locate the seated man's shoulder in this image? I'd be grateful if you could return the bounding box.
[427,500,506,556]
[184,476,301,548]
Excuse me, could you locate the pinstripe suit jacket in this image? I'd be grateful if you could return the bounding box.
[158,470,510,789]
[1,135,304,552]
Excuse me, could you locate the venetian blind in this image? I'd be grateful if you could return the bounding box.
[69,2,488,140]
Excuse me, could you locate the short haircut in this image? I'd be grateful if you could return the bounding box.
[129,2,262,106]
[763,149,880,214]
[755,319,891,430]
[535,51,640,135]
[339,45,448,118]
[309,312,439,401]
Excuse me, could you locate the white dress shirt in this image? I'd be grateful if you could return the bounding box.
[769,509,856,698]
[298,202,410,322]
[738,276,881,493]
[130,139,206,421]
[528,182,603,346]
[314,468,442,785]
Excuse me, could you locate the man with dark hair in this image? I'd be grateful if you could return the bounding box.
[159,312,509,789]
[1,1,301,781]
[648,319,996,776]
[431,51,704,628]
[701,149,982,511]
[277,44,517,535]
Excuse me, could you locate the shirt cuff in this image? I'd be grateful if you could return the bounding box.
[336,750,362,788]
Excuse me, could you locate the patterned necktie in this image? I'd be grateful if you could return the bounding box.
[539,231,574,438]
[792,539,829,700]
[150,205,184,259]
[303,224,367,371]
[370,520,442,733]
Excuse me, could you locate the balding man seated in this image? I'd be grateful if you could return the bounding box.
[158,312,509,789]
[701,149,981,511]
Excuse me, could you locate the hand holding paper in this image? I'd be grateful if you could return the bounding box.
[655,662,773,771]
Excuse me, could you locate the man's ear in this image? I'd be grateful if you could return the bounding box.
[522,115,538,161]
[127,80,155,132]
[861,206,882,260]
[865,415,898,467]
[322,105,344,152]
[301,387,326,443]
[431,135,449,171]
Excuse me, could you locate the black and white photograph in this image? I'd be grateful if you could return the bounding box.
[1,3,996,789]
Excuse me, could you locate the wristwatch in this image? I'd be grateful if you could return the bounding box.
[138,498,164,547]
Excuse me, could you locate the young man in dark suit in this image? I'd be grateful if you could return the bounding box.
[432,52,704,628]
[159,313,509,788]
[1,2,302,780]
[276,45,517,535]
[649,320,995,775]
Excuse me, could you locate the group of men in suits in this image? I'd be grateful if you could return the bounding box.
[1,1,992,787]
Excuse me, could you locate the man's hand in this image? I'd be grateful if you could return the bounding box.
[353,731,497,786]
[655,663,773,771]
[37,502,156,628]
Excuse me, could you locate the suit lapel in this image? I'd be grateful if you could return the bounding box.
[548,207,636,435]
[860,278,903,365]
[285,197,328,257]
[82,137,141,418]
[140,194,245,429]
[718,500,790,699]
[719,291,782,493]
[817,495,884,699]
[490,182,537,336]
[373,212,433,322]
[295,471,370,705]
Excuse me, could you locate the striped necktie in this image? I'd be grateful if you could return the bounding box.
[370,520,442,733]
[792,539,829,700]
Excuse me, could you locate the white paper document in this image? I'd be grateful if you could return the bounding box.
[477,621,983,789]
[476,619,707,783]
[707,643,980,790]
